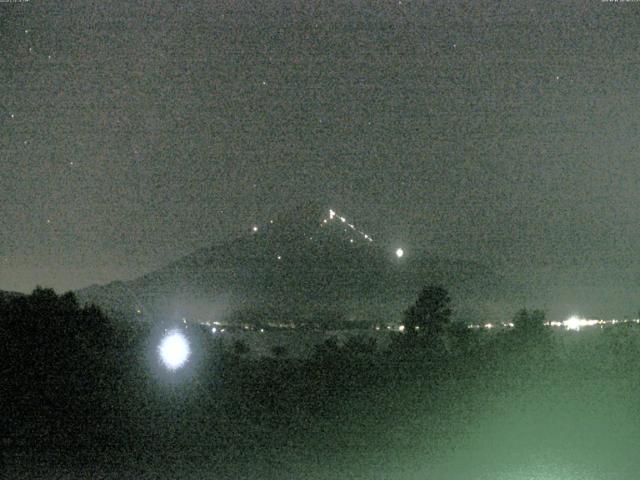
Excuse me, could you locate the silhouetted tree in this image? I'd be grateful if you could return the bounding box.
[512,308,546,336]
[0,288,126,446]
[404,285,453,336]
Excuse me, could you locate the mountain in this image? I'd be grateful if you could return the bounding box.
[76,202,511,325]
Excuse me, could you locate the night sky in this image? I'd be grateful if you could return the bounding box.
[2,1,640,298]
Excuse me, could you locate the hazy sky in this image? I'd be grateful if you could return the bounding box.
[2,1,640,293]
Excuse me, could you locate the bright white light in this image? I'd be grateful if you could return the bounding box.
[564,316,597,330]
[395,248,404,258]
[158,330,191,370]
[211,327,217,333]
[252,225,258,232]
[563,315,598,331]
[564,316,582,331]
[398,325,405,332]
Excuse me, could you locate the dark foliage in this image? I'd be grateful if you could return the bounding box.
[9,285,637,480]
[0,288,139,446]
[404,284,453,335]
[512,308,546,335]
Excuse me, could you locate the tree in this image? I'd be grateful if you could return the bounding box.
[512,308,546,336]
[1,288,122,445]
[404,285,453,336]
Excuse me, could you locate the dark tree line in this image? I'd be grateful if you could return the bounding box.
[0,288,139,446]
[1,283,559,450]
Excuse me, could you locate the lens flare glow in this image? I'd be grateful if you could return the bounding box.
[563,315,599,331]
[158,330,191,370]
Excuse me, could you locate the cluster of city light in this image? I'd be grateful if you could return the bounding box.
[550,316,638,331]
[321,209,373,243]
[467,317,640,331]
[557,315,599,331]
[468,322,513,330]
[192,310,640,336]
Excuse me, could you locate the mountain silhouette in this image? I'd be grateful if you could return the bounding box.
[76,203,509,325]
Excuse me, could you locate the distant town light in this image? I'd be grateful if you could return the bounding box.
[252,225,259,232]
[564,316,582,331]
[395,248,404,258]
[563,315,599,331]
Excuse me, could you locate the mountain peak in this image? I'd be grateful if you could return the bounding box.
[262,202,373,247]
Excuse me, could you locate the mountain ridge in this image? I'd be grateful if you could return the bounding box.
[76,204,511,324]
